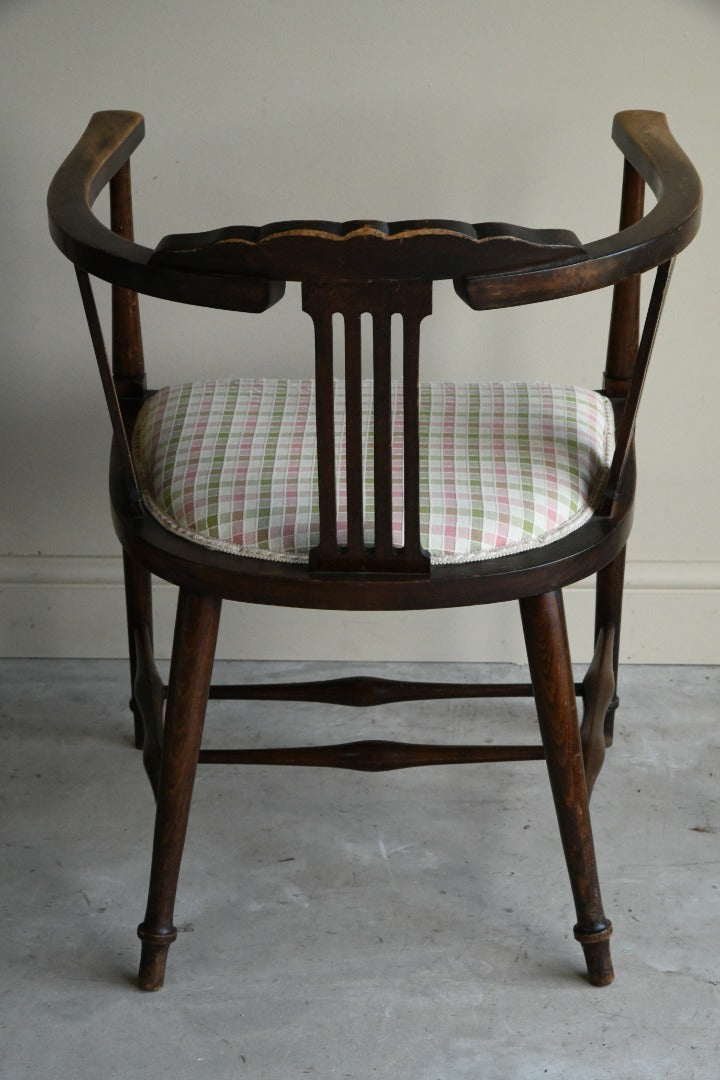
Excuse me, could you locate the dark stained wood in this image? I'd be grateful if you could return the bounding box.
[151,219,586,281]
[604,258,674,510]
[109,160,145,397]
[198,740,545,770]
[344,309,364,558]
[593,547,627,746]
[48,111,285,312]
[304,289,338,562]
[75,269,141,512]
[520,590,613,986]
[48,109,701,989]
[122,550,158,755]
[133,622,165,794]
[457,110,701,309]
[207,675,543,706]
[604,160,645,394]
[580,625,617,798]
[48,111,700,306]
[137,589,221,991]
[303,281,432,573]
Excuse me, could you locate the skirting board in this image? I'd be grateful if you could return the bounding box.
[0,556,718,663]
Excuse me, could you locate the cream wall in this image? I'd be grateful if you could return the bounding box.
[1,0,718,662]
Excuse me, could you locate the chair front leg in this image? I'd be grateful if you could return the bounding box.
[137,588,221,990]
[520,589,614,986]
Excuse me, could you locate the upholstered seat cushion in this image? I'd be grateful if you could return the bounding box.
[131,379,614,565]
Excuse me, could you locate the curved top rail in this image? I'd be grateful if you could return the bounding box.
[151,218,587,281]
[48,110,701,308]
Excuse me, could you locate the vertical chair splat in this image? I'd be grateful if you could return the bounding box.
[303,281,432,573]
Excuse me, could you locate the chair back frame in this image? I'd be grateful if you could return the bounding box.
[48,109,702,579]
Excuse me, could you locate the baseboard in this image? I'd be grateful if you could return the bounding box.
[0,555,717,663]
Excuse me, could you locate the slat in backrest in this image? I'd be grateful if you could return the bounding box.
[302,281,433,573]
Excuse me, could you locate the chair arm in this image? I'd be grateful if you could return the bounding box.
[48,111,283,312]
[48,111,149,274]
[458,110,702,309]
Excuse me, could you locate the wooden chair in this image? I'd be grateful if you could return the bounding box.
[48,110,701,990]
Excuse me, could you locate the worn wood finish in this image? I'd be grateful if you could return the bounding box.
[137,589,221,991]
[521,590,613,985]
[48,109,701,989]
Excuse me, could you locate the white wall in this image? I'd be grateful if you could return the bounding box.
[1,0,718,662]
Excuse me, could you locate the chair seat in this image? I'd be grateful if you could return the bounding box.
[132,378,614,565]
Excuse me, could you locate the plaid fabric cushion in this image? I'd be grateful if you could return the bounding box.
[132,379,614,564]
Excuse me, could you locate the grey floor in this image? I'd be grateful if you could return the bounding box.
[1,659,718,1079]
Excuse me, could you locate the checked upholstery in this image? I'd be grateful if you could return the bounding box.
[133,378,614,565]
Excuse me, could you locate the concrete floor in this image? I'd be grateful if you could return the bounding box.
[1,659,718,1079]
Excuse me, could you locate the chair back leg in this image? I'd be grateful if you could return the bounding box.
[520,590,614,986]
[593,546,627,746]
[122,552,155,749]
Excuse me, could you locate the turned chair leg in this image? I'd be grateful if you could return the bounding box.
[594,546,626,746]
[520,589,614,986]
[137,589,221,991]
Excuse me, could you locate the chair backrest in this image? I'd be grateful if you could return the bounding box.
[48,110,701,573]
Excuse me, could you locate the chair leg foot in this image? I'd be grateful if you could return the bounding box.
[580,940,614,987]
[137,926,176,990]
[575,922,614,985]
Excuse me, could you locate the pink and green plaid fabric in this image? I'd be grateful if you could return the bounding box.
[132,379,614,564]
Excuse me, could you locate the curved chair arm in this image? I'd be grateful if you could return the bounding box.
[458,110,702,309]
[47,111,284,312]
[48,111,146,266]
